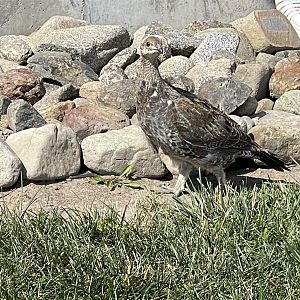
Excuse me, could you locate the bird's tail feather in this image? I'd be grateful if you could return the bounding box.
[255,149,289,171]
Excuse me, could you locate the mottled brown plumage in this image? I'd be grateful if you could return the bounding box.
[136,35,288,195]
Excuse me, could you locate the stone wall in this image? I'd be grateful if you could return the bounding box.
[0,0,275,35]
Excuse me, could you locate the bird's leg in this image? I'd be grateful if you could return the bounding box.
[173,162,193,196]
[212,167,227,190]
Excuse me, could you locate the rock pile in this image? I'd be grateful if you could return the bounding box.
[1,12,300,188]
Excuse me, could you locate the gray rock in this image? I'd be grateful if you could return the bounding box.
[274,90,300,115]
[189,28,255,65]
[34,25,131,73]
[6,123,81,180]
[28,51,98,87]
[0,138,22,188]
[27,16,88,48]
[158,56,194,78]
[0,35,32,64]
[106,47,138,69]
[255,52,282,71]
[98,64,128,86]
[249,110,300,164]
[80,79,138,117]
[7,99,46,132]
[73,97,98,108]
[275,50,300,59]
[232,63,273,100]
[186,58,235,93]
[62,104,130,142]
[197,77,253,114]
[43,82,61,96]
[255,98,274,113]
[81,125,167,178]
[0,95,11,115]
[0,116,13,141]
[33,84,79,115]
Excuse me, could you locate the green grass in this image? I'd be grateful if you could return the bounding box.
[1,182,300,299]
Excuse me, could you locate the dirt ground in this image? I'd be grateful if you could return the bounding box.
[1,165,300,217]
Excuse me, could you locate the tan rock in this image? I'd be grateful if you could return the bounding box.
[269,52,300,98]
[231,10,300,53]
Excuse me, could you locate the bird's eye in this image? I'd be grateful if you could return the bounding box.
[146,41,151,47]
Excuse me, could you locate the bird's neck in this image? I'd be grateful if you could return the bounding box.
[139,57,164,88]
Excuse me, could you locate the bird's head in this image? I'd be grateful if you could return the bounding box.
[140,35,165,63]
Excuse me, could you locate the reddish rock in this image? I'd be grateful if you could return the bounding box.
[42,100,75,122]
[269,52,300,98]
[62,104,130,142]
[0,68,45,104]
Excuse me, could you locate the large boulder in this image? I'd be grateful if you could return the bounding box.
[28,51,98,87]
[0,35,32,64]
[81,125,167,178]
[0,138,22,188]
[6,123,81,181]
[0,68,45,104]
[249,111,300,164]
[232,63,272,100]
[62,104,130,142]
[269,52,300,98]
[32,25,131,73]
[273,90,300,115]
[79,79,139,117]
[7,99,46,132]
[231,10,300,53]
[189,27,255,65]
[197,77,253,115]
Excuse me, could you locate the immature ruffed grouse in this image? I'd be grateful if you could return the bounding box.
[136,35,288,196]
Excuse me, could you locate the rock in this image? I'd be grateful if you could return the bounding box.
[182,20,232,34]
[98,64,128,86]
[0,138,22,188]
[158,56,194,78]
[62,104,130,142]
[27,51,98,87]
[255,98,274,113]
[231,10,300,53]
[6,123,81,181]
[107,47,138,69]
[43,82,61,96]
[275,50,300,59]
[81,125,166,178]
[233,97,258,116]
[249,110,300,163]
[0,35,32,64]
[186,58,235,93]
[255,52,282,71]
[189,27,255,65]
[0,95,11,114]
[80,79,138,117]
[27,16,88,48]
[0,68,45,104]
[33,84,79,115]
[7,99,46,132]
[0,116,13,141]
[73,97,97,108]
[232,63,273,100]
[197,77,253,114]
[0,59,28,72]
[130,26,148,53]
[269,52,300,98]
[274,90,300,115]
[165,75,195,93]
[33,25,131,73]
[41,100,75,122]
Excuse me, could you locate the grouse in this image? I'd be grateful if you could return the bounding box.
[136,35,288,196]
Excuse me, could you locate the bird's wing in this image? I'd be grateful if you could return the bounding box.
[164,87,254,157]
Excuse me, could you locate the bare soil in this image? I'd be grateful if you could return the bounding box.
[1,165,300,216]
